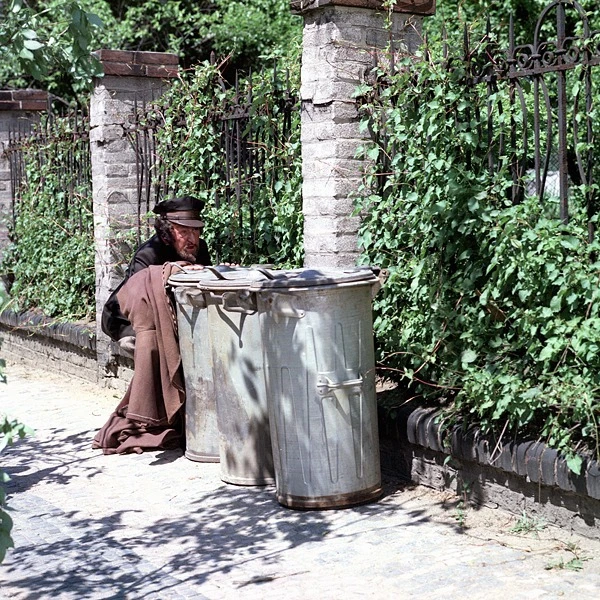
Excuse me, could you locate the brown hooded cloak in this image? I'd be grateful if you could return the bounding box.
[93,263,187,454]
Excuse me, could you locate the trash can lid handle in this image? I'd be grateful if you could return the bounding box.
[204,265,230,280]
[252,266,277,280]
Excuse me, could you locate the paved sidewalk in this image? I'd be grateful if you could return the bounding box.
[1,361,600,600]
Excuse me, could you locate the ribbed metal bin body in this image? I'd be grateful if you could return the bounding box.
[198,268,275,486]
[254,268,382,509]
[170,275,219,462]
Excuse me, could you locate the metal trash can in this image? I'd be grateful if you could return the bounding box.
[252,267,383,509]
[197,266,275,486]
[169,269,220,462]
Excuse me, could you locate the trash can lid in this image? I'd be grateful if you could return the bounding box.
[169,265,382,290]
[249,266,380,290]
[193,265,272,291]
[167,265,226,287]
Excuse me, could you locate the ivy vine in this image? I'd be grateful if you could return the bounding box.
[148,55,303,268]
[356,32,600,472]
[1,114,95,321]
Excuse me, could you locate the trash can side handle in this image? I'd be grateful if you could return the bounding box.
[221,291,257,314]
[173,287,207,308]
[258,292,305,319]
[316,374,365,396]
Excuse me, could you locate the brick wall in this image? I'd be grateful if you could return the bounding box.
[90,50,178,384]
[297,3,424,267]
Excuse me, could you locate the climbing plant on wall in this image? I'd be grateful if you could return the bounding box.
[1,114,95,320]
[356,19,600,472]
[147,56,303,267]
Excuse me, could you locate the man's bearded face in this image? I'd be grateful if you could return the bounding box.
[171,222,201,262]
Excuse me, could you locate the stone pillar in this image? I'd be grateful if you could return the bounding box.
[90,50,178,385]
[293,0,435,267]
[0,90,48,262]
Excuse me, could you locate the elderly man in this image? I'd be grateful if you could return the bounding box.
[94,195,211,454]
[101,195,211,352]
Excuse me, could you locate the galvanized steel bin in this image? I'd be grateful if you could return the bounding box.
[252,267,383,509]
[169,269,219,462]
[197,267,275,486]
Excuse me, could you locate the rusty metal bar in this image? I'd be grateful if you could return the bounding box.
[134,96,143,247]
[142,99,153,224]
[235,71,243,237]
[555,2,569,222]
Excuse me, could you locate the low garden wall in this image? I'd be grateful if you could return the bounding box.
[0,309,132,393]
[379,392,600,540]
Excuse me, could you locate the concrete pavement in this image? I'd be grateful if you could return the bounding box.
[1,360,600,599]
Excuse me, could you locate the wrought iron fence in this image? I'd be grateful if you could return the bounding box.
[468,0,600,231]
[5,98,92,239]
[367,0,600,236]
[124,58,299,259]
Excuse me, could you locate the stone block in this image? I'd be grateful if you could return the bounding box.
[498,441,515,473]
[406,406,432,445]
[304,213,360,235]
[514,441,534,477]
[449,424,478,461]
[302,119,364,144]
[292,0,435,17]
[94,49,178,67]
[571,459,588,495]
[303,194,359,217]
[302,79,363,104]
[425,412,443,452]
[586,461,600,500]
[89,125,126,144]
[94,49,137,64]
[475,436,492,466]
[540,446,558,486]
[302,119,364,143]
[101,62,178,78]
[306,22,365,47]
[302,175,362,198]
[416,408,437,448]
[100,76,168,96]
[555,457,576,492]
[105,164,130,178]
[301,100,359,123]
[449,424,462,457]
[303,156,364,180]
[301,139,364,161]
[303,229,360,254]
[303,250,359,268]
[525,441,546,483]
[323,44,374,70]
[136,52,179,66]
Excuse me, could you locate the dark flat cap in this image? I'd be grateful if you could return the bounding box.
[153,196,205,227]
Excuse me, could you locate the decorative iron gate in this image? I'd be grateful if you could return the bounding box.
[366,0,600,236]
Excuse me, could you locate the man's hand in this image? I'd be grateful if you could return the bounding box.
[118,335,136,356]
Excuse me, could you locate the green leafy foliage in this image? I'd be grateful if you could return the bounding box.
[0,413,30,564]
[0,0,104,95]
[425,0,600,47]
[148,57,303,267]
[0,0,302,101]
[1,115,95,320]
[356,25,600,468]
